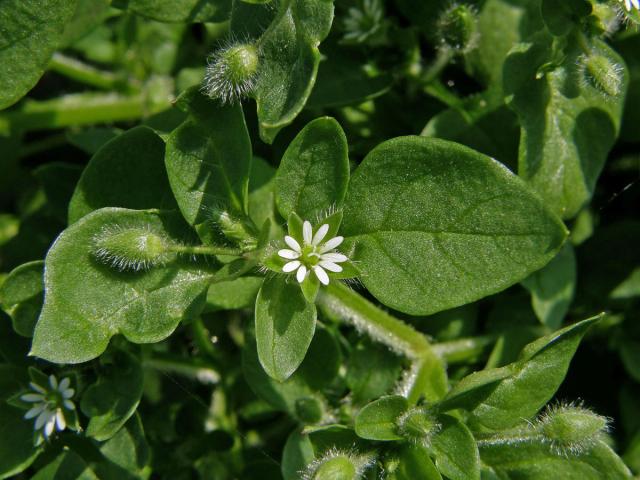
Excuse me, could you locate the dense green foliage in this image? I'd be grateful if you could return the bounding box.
[0,0,639,478]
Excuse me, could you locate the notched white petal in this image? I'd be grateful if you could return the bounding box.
[29,382,47,394]
[296,265,307,283]
[63,400,75,410]
[25,405,45,419]
[21,393,44,403]
[320,236,344,252]
[303,221,313,244]
[282,260,301,273]
[44,415,56,437]
[35,410,53,430]
[319,260,343,273]
[278,249,300,260]
[320,252,348,263]
[49,375,58,389]
[62,388,75,399]
[312,224,329,246]
[313,266,330,285]
[58,377,70,392]
[55,410,66,431]
[284,235,302,252]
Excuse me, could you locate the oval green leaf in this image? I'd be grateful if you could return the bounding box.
[31,208,220,364]
[342,136,568,316]
[354,395,408,441]
[255,276,317,381]
[275,117,349,220]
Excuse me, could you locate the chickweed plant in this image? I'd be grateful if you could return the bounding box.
[0,0,639,478]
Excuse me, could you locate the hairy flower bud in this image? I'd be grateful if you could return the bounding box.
[303,449,374,480]
[213,209,258,251]
[436,3,478,54]
[578,51,624,97]
[538,403,609,455]
[202,42,259,104]
[395,406,440,447]
[93,225,172,271]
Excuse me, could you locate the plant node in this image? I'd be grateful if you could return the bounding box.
[395,406,440,447]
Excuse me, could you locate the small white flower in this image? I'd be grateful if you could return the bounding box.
[619,0,639,11]
[278,220,349,286]
[20,374,75,445]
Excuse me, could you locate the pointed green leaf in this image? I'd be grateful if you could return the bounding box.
[342,136,568,316]
[440,316,600,429]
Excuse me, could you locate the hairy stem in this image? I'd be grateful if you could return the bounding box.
[144,353,220,384]
[317,283,447,402]
[169,244,243,256]
[317,282,430,359]
[432,334,498,364]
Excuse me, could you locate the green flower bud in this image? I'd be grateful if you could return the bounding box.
[395,406,440,447]
[313,456,357,480]
[93,225,172,271]
[538,404,609,455]
[213,209,258,251]
[436,3,478,54]
[303,449,374,480]
[295,397,324,425]
[579,51,624,97]
[202,42,259,104]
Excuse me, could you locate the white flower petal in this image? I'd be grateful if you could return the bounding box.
[21,393,45,403]
[303,221,313,244]
[312,224,329,246]
[29,382,47,394]
[35,410,53,430]
[49,375,58,390]
[320,236,344,252]
[25,404,46,419]
[63,400,75,410]
[58,377,70,392]
[44,415,56,437]
[296,265,307,283]
[313,266,330,286]
[278,249,300,260]
[284,235,301,252]
[55,410,66,431]
[320,252,348,263]
[319,261,343,273]
[62,388,75,399]
[632,0,639,9]
[282,260,301,273]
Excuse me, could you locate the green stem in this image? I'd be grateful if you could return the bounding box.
[169,244,243,256]
[422,48,455,85]
[49,53,137,92]
[317,282,430,359]
[18,133,68,158]
[0,91,168,135]
[432,334,498,364]
[144,353,220,384]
